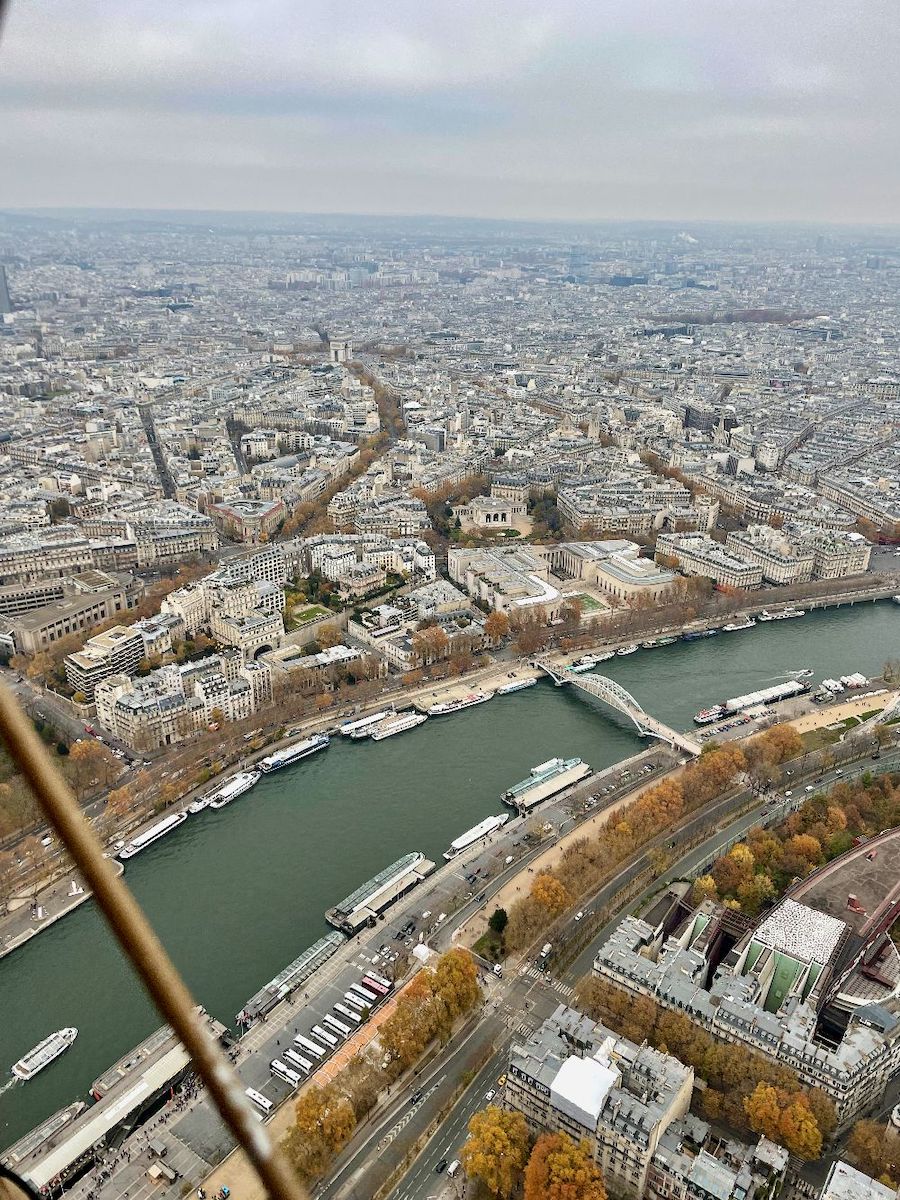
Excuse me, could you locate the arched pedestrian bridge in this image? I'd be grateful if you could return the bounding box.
[533,659,702,757]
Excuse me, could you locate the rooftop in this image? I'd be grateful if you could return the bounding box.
[754,899,845,966]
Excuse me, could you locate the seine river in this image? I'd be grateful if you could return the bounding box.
[2,600,897,1146]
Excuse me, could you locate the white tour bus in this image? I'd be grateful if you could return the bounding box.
[283,1048,311,1073]
[312,1023,339,1047]
[270,1059,303,1088]
[348,983,379,1005]
[294,1034,327,1059]
[245,1087,273,1114]
[324,1013,352,1037]
[334,1003,362,1024]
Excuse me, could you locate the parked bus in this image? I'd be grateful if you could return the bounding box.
[245,1087,273,1114]
[348,983,379,1005]
[294,1034,327,1059]
[343,991,368,1011]
[361,975,389,996]
[284,1048,311,1073]
[365,970,393,991]
[312,1024,338,1048]
[334,1003,362,1024]
[270,1059,302,1088]
[324,1013,351,1037]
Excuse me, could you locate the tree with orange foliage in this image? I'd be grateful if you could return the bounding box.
[484,610,510,644]
[531,872,571,916]
[524,1133,607,1200]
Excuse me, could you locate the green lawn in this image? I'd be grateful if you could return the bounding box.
[291,604,330,624]
[573,592,603,612]
[472,929,504,962]
[801,727,841,753]
[860,708,884,721]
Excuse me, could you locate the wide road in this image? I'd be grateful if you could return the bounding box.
[366,748,900,1200]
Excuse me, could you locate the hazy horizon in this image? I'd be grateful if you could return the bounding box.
[1,0,898,225]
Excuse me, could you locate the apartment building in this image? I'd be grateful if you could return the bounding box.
[645,1113,787,1200]
[725,524,871,584]
[95,655,262,749]
[593,898,900,1131]
[801,528,872,578]
[505,1004,692,1197]
[0,528,95,584]
[655,532,764,589]
[64,625,145,700]
[724,525,815,585]
[819,1161,898,1200]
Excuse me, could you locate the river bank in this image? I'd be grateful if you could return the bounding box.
[1,600,897,1146]
[1,599,896,967]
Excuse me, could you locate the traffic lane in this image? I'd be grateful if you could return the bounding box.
[386,978,564,1200]
[320,1010,508,1200]
[388,1045,510,1200]
[560,751,900,983]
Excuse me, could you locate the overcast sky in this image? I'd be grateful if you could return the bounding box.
[0,0,897,223]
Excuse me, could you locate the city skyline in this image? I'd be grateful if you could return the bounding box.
[1,0,898,224]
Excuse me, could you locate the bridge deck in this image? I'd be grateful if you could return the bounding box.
[533,659,701,756]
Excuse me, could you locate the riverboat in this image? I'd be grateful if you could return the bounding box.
[259,734,330,773]
[12,1029,78,1082]
[118,812,188,859]
[208,771,260,809]
[427,692,492,716]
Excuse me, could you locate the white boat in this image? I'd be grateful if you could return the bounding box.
[694,705,726,725]
[567,660,596,673]
[778,607,806,619]
[370,713,428,741]
[496,678,538,695]
[757,610,776,622]
[722,618,756,632]
[616,644,639,656]
[119,811,188,859]
[342,710,394,738]
[12,1028,78,1081]
[427,692,492,716]
[188,796,211,815]
[259,734,330,772]
[444,813,509,860]
[209,770,260,809]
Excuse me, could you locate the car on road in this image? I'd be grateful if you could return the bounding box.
[410,1088,423,1104]
[574,910,584,921]
[485,1089,496,1102]
[435,1159,448,1174]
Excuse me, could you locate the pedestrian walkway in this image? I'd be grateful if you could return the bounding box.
[521,965,574,997]
[0,862,123,960]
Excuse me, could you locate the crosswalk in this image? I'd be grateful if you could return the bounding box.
[522,965,574,997]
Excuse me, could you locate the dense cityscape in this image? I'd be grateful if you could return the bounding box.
[0,208,897,1200]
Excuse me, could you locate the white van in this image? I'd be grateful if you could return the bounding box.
[447,1160,461,1178]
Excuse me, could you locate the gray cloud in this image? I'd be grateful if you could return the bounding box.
[0,0,897,221]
